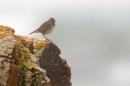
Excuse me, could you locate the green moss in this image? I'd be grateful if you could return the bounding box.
[14,36,49,86]
[12,37,32,86]
[18,44,31,68]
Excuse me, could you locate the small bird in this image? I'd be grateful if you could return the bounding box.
[29,18,56,40]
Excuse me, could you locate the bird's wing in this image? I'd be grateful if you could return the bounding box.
[39,21,52,31]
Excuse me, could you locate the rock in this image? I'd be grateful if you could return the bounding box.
[0,25,72,86]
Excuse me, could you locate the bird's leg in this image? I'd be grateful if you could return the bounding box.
[43,35,54,43]
[42,34,54,43]
[43,35,49,40]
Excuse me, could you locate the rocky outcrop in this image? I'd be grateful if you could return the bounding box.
[0,25,71,86]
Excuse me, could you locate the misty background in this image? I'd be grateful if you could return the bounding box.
[0,0,130,86]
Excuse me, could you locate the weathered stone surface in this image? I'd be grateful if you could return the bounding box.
[0,57,10,86]
[39,43,72,86]
[0,25,71,86]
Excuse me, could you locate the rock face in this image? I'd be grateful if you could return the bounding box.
[0,25,71,86]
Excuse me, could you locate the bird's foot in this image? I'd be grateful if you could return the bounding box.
[45,39,53,42]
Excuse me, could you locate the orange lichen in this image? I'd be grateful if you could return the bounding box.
[27,63,37,67]
[6,63,18,86]
[0,32,5,38]
[0,45,6,51]
[1,46,5,50]
[30,37,35,42]
[35,40,49,49]
[0,25,14,38]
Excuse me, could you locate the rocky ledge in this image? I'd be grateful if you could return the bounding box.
[0,25,71,86]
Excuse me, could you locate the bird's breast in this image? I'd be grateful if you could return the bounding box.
[44,25,55,35]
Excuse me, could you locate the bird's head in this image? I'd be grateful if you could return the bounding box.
[49,18,56,21]
[49,18,56,26]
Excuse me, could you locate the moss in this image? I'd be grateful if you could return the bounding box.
[13,35,49,86]
[12,37,32,86]
[18,44,31,69]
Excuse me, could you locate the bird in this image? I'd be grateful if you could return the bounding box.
[29,18,56,40]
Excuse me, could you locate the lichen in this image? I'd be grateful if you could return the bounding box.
[0,45,6,51]
[14,41,43,86]
[0,25,51,86]
[0,25,14,38]
[34,40,49,50]
[13,35,50,86]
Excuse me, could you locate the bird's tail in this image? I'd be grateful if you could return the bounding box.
[29,29,39,35]
[29,31,34,35]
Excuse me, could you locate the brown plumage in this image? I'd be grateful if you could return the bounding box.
[29,18,56,40]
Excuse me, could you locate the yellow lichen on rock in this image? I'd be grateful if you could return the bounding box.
[0,25,15,38]
[14,36,50,86]
[34,40,49,50]
[0,25,53,86]
[0,45,6,51]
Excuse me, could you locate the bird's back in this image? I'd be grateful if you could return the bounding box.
[38,21,54,35]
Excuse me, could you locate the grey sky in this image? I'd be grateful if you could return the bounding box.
[0,0,130,86]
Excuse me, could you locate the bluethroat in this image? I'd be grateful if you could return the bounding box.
[29,18,56,40]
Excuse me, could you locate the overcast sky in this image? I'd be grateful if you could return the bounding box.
[0,0,130,86]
